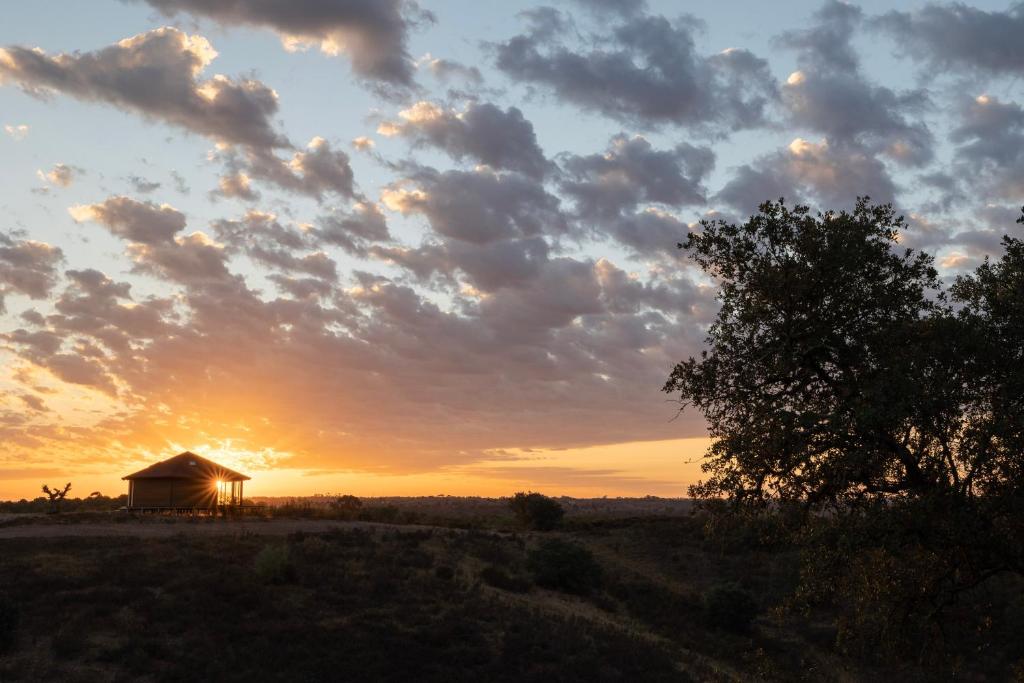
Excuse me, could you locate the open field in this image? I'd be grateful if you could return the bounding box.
[1,499,1020,681]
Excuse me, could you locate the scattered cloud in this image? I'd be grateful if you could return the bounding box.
[134,0,434,91]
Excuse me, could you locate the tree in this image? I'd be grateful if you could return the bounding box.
[508,492,565,530]
[663,199,1024,664]
[664,198,1024,509]
[41,482,72,514]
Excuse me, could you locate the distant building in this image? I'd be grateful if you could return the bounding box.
[123,451,249,511]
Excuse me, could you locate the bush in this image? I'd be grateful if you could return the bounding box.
[434,565,455,581]
[527,539,602,595]
[479,566,531,593]
[508,492,565,531]
[254,543,294,584]
[703,582,758,632]
[0,596,18,654]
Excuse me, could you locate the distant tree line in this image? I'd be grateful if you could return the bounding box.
[0,489,127,514]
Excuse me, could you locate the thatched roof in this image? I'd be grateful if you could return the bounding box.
[123,451,250,481]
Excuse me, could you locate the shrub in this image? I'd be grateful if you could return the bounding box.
[508,492,565,531]
[527,540,602,595]
[479,566,531,593]
[434,565,455,581]
[254,543,294,584]
[703,582,758,632]
[0,596,17,654]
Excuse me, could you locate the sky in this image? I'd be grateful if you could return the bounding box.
[0,0,1022,500]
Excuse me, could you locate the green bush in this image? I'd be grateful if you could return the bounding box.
[0,596,18,654]
[254,543,294,584]
[703,582,758,632]
[527,539,602,595]
[508,492,565,531]
[479,565,531,593]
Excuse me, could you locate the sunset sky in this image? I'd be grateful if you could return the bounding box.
[1,0,1022,499]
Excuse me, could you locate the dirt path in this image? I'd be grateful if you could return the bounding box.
[0,518,432,539]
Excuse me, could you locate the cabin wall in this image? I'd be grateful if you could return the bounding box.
[128,478,219,509]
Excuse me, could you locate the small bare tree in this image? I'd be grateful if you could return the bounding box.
[41,482,72,514]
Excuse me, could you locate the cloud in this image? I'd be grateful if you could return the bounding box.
[416,55,483,84]
[312,202,392,255]
[560,134,713,219]
[69,196,186,245]
[0,233,63,313]
[382,167,565,245]
[213,172,260,201]
[874,3,1024,75]
[3,123,29,140]
[493,8,776,131]
[37,163,78,187]
[127,176,162,194]
[224,137,357,200]
[135,0,433,89]
[0,27,286,149]
[717,137,896,213]
[379,101,550,178]
[212,211,337,281]
[949,94,1024,200]
[778,1,933,166]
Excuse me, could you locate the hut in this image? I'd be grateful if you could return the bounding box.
[123,451,250,511]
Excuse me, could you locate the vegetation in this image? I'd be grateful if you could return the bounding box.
[0,493,127,515]
[508,492,565,530]
[664,199,1024,670]
[527,539,602,595]
[40,484,73,514]
[702,583,758,633]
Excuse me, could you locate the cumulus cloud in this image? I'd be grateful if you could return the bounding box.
[213,211,337,281]
[37,163,78,187]
[718,137,896,213]
[0,27,286,149]
[69,196,186,245]
[313,202,392,255]
[379,101,550,178]
[779,0,933,166]
[416,55,483,84]
[4,123,29,140]
[382,167,565,245]
[493,8,776,131]
[135,0,433,89]
[556,134,712,255]
[0,233,63,313]
[560,134,713,219]
[127,176,162,194]
[874,3,1024,75]
[949,94,1024,200]
[224,137,357,200]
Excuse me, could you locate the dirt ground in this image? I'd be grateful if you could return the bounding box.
[0,518,423,539]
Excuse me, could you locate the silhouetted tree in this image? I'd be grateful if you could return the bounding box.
[664,199,1024,662]
[665,198,1024,508]
[508,492,564,530]
[41,482,72,514]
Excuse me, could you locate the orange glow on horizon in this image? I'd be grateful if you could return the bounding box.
[0,438,711,501]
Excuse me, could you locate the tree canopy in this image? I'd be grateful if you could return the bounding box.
[665,198,1024,509]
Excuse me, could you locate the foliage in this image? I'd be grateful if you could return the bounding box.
[479,565,532,593]
[665,198,1024,507]
[0,596,17,655]
[508,492,565,530]
[664,199,1024,667]
[702,582,758,632]
[330,494,363,512]
[0,494,127,514]
[40,483,72,514]
[527,539,602,595]
[253,543,294,584]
